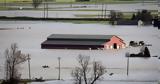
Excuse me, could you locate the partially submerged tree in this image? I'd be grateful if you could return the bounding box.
[78,54,90,84]
[131,10,153,24]
[71,67,83,84]
[76,0,90,2]
[90,61,106,84]
[72,54,106,84]
[110,10,123,25]
[143,47,150,57]
[139,10,152,23]
[32,0,43,8]
[4,43,28,84]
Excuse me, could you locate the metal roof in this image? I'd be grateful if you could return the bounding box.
[47,34,114,40]
[42,40,105,46]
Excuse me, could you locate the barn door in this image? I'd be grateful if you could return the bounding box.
[113,43,117,49]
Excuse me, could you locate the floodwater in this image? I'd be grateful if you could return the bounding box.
[0,3,159,18]
[0,21,160,83]
[0,10,102,18]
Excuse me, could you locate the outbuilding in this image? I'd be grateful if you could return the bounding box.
[41,34,126,50]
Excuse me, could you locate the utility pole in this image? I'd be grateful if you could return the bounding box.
[104,4,107,19]
[43,0,48,18]
[101,3,104,18]
[142,0,144,6]
[127,56,129,76]
[70,0,73,8]
[4,0,6,7]
[27,54,31,80]
[94,0,97,8]
[46,0,48,18]
[158,0,160,19]
[158,0,160,7]
[58,57,61,80]
[43,2,46,18]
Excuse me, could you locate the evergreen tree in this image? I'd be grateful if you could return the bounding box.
[144,47,150,57]
[134,10,153,24]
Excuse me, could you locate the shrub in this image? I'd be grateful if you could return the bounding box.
[1,78,19,84]
[139,41,144,46]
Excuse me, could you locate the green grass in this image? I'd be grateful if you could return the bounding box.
[122,12,134,19]
[0,6,23,10]
[0,6,15,10]
[55,0,75,2]
[0,0,145,3]
[74,14,98,18]
[56,20,110,24]
[0,6,8,10]
[54,0,150,4]
[0,0,32,3]
[0,80,2,84]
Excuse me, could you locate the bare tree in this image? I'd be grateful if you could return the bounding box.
[78,54,90,84]
[90,61,106,84]
[4,43,28,84]
[71,67,83,84]
[72,54,106,84]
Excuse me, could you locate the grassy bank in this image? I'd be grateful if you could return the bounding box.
[0,16,111,24]
[60,20,109,24]
[0,16,110,21]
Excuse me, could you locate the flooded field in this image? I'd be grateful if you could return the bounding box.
[0,21,160,83]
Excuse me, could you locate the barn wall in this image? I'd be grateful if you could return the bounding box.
[104,36,126,49]
[41,44,104,50]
